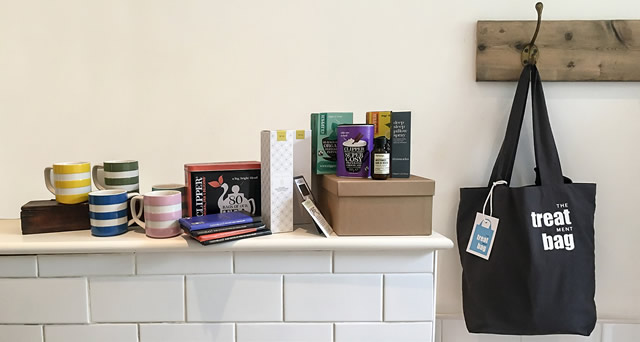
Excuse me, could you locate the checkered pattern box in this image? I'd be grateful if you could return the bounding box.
[261,130,294,234]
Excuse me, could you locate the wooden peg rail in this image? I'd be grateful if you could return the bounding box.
[476,20,640,81]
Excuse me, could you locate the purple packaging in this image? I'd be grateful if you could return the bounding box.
[336,124,374,178]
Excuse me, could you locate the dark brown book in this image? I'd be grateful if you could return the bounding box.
[20,200,90,235]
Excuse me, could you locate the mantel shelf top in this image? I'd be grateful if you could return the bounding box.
[0,220,453,255]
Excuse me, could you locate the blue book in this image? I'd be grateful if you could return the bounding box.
[179,211,261,231]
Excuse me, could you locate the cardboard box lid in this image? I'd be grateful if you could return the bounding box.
[184,161,260,172]
[319,174,435,197]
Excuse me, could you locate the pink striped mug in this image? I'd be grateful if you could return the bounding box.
[131,190,182,238]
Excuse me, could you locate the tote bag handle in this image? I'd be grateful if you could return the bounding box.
[531,65,564,185]
[489,65,564,186]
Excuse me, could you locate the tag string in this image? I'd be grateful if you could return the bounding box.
[482,180,507,218]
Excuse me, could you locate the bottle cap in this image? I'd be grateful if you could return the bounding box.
[374,136,387,149]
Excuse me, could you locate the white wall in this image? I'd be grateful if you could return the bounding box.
[1,0,638,321]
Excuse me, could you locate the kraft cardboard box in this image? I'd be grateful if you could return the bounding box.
[317,174,434,236]
[261,130,294,233]
[390,111,411,178]
[293,129,312,225]
[311,112,353,174]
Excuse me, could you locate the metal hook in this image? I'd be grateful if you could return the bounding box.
[521,2,543,66]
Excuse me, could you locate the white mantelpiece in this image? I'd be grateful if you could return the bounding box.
[0,219,453,342]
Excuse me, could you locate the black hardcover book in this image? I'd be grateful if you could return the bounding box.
[199,229,272,246]
[185,221,264,237]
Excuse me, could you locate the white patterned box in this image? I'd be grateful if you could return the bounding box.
[293,129,312,225]
[261,130,294,233]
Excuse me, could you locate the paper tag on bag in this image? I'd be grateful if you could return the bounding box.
[466,212,499,260]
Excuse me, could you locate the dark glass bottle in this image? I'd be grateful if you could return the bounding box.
[371,136,390,180]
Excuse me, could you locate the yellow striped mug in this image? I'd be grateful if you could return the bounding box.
[44,162,91,204]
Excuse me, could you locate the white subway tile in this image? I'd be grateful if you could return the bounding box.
[334,251,434,273]
[44,325,138,342]
[0,256,37,277]
[38,254,134,277]
[237,323,332,342]
[435,319,442,342]
[440,319,519,342]
[284,274,382,322]
[136,252,232,275]
[384,274,434,321]
[522,323,601,342]
[522,324,604,342]
[140,323,234,342]
[186,275,281,322]
[0,325,42,342]
[0,278,88,323]
[602,323,640,342]
[90,276,184,322]
[234,251,331,273]
[335,322,432,342]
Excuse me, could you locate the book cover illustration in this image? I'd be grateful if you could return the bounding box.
[185,163,261,217]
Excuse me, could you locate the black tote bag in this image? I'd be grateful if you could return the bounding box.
[456,65,596,336]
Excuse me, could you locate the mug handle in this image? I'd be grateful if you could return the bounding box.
[44,167,55,195]
[127,192,140,226]
[92,165,107,190]
[130,195,145,229]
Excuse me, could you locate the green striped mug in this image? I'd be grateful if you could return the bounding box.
[92,160,139,193]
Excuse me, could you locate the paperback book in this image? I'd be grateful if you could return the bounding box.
[198,227,272,245]
[183,221,265,237]
[179,211,261,232]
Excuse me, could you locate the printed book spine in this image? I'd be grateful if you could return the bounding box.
[180,215,261,231]
[187,221,264,237]
[199,229,272,245]
[195,225,269,242]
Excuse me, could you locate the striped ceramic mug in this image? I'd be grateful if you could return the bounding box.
[152,184,187,217]
[89,190,137,237]
[92,160,139,193]
[44,162,92,204]
[131,190,182,238]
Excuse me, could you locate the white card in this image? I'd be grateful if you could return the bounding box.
[466,212,499,260]
[302,198,334,238]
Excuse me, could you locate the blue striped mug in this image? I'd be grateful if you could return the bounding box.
[89,190,138,237]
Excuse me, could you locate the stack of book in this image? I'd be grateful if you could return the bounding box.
[179,211,270,245]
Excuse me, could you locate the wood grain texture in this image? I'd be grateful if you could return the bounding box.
[477,20,640,81]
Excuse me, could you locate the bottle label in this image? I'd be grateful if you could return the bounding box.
[373,154,390,174]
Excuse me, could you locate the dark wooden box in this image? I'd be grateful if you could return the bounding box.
[20,200,90,235]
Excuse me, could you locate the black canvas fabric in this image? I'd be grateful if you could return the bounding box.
[456,65,596,336]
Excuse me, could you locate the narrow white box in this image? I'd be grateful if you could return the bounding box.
[261,130,294,234]
[292,129,312,225]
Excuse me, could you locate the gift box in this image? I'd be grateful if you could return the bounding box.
[261,130,294,233]
[317,174,434,236]
[20,200,90,234]
[184,162,261,217]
